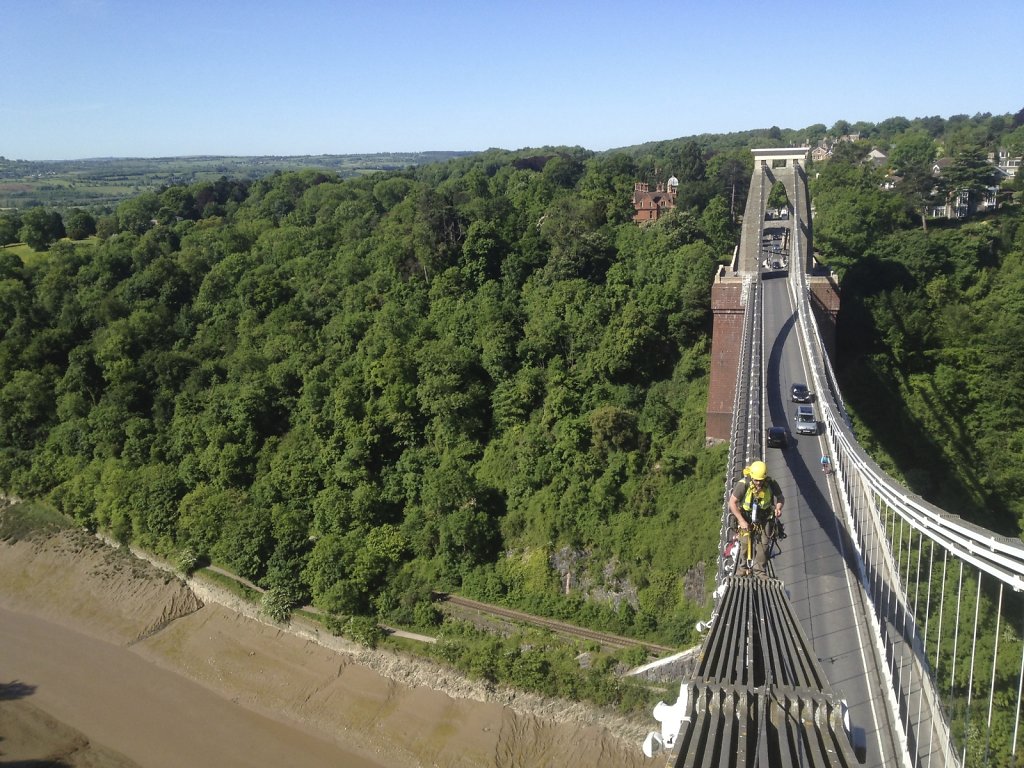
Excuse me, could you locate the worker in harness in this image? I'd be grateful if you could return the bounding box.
[728,460,785,577]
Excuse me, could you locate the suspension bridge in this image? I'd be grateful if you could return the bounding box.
[645,149,1024,767]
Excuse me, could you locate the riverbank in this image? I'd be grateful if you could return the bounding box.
[0,520,651,767]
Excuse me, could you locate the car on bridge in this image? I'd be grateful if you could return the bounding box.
[790,383,812,402]
[766,426,788,449]
[794,405,817,435]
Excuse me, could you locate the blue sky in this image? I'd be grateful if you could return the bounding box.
[4,0,1023,160]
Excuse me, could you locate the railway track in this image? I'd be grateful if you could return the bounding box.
[197,565,679,657]
[440,594,678,657]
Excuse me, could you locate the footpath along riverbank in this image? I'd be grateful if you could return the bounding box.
[0,518,650,768]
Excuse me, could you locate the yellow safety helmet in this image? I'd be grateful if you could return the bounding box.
[748,460,768,481]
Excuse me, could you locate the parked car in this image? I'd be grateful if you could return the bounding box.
[794,405,817,435]
[766,426,788,448]
[791,383,812,402]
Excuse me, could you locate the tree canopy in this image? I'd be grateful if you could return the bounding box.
[0,144,735,651]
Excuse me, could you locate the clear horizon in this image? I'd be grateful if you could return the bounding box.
[4,0,1023,162]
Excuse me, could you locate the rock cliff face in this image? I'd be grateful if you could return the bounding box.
[0,523,651,768]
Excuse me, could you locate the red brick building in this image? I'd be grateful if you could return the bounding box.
[632,177,678,223]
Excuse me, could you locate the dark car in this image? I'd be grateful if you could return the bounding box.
[766,426,788,448]
[791,383,812,403]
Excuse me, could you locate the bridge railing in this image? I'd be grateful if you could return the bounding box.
[716,167,768,589]
[717,274,760,588]
[789,225,1024,767]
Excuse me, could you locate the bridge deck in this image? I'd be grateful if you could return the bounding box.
[668,577,860,767]
[683,146,906,767]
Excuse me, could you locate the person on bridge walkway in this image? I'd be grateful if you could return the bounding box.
[728,460,784,577]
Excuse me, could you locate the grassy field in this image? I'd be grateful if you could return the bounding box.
[1,242,38,259]
[0,152,474,212]
[0,238,95,266]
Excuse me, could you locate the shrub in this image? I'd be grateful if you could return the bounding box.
[176,548,199,576]
[261,585,295,623]
[345,615,382,648]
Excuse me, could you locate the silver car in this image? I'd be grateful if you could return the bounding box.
[795,405,817,435]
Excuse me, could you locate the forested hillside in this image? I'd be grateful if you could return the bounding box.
[810,122,1024,537]
[0,152,474,210]
[0,145,742,654]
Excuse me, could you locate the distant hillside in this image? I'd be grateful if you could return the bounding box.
[0,152,475,211]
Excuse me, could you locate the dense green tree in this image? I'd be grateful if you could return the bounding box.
[460,220,507,286]
[302,532,350,608]
[64,209,97,240]
[913,115,946,138]
[699,195,738,257]
[811,151,907,270]
[541,154,586,190]
[214,500,273,581]
[766,180,790,211]
[261,503,314,599]
[944,144,1002,211]
[831,119,851,136]
[177,484,247,557]
[191,177,249,218]
[0,274,29,333]
[1004,125,1024,157]
[159,185,198,221]
[577,152,639,225]
[95,214,119,239]
[876,116,911,141]
[705,150,751,221]
[669,141,706,183]
[89,459,135,542]
[372,176,414,212]
[18,207,65,250]
[538,196,613,281]
[889,130,939,230]
[0,213,22,246]
[117,192,161,235]
[129,462,184,548]
[944,121,992,157]
[0,370,55,451]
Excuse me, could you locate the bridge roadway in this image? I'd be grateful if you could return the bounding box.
[666,151,911,766]
[760,273,902,767]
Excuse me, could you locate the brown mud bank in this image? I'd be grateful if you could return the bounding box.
[0,524,651,767]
